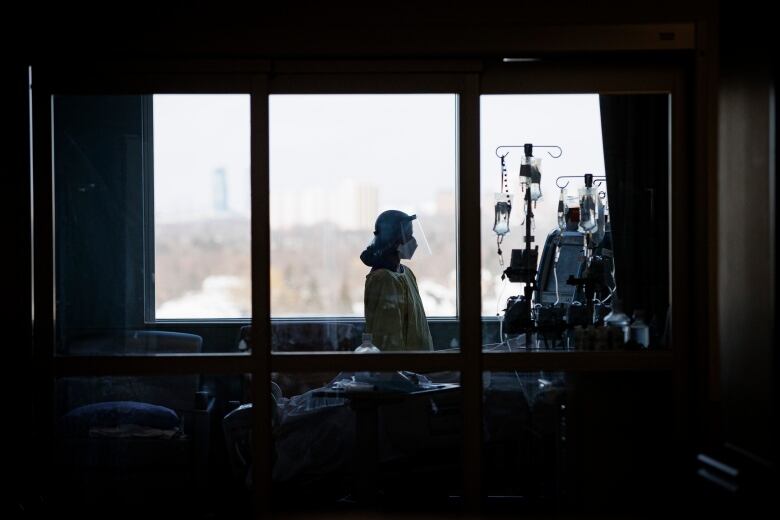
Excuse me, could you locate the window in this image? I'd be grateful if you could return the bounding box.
[152,95,251,320]
[52,93,252,355]
[40,59,683,515]
[269,94,459,319]
[479,93,670,350]
[480,95,607,317]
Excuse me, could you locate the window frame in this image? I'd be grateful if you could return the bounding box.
[478,59,684,373]
[142,94,155,324]
[141,93,256,324]
[266,90,463,321]
[33,55,693,513]
[264,71,484,501]
[264,88,465,323]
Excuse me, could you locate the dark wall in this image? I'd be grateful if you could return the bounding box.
[717,63,774,464]
[717,1,776,468]
[15,1,716,61]
[6,62,34,518]
[53,96,147,336]
[566,371,675,510]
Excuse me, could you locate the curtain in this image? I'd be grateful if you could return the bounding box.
[599,95,670,328]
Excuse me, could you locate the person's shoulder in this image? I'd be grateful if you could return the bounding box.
[401,265,417,280]
[366,269,405,293]
[366,268,402,284]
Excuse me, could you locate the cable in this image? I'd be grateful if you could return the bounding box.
[505,336,522,385]
[496,278,508,315]
[499,317,504,346]
[553,245,561,306]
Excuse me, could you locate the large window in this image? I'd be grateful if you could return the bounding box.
[153,95,251,320]
[269,94,459,319]
[39,59,683,516]
[480,95,606,317]
[479,93,670,350]
[52,94,252,355]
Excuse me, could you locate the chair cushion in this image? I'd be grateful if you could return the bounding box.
[67,330,203,356]
[61,401,180,437]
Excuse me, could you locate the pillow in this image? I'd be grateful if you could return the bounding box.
[60,401,180,437]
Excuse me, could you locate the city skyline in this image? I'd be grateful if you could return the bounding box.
[152,93,605,319]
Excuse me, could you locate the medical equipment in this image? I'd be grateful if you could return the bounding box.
[493,154,513,235]
[493,154,513,267]
[354,333,380,353]
[557,189,566,232]
[603,299,630,347]
[628,310,650,348]
[520,154,543,202]
[578,174,600,235]
[493,193,513,237]
[494,165,621,349]
[494,144,562,340]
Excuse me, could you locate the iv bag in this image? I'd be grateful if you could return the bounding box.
[578,186,600,234]
[520,156,543,202]
[557,189,566,231]
[593,194,606,246]
[493,192,513,236]
[530,181,542,202]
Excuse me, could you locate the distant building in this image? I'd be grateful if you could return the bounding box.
[435,190,455,217]
[271,180,378,230]
[213,167,228,213]
[335,180,378,230]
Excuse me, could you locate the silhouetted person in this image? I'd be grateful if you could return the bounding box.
[360,210,433,351]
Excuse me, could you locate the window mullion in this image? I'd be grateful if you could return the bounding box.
[458,73,483,509]
[249,74,273,511]
[141,95,156,324]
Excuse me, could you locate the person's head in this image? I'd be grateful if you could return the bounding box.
[360,210,418,268]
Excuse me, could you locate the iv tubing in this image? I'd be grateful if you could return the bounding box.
[496,278,508,343]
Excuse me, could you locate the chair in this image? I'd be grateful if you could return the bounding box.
[55,330,213,510]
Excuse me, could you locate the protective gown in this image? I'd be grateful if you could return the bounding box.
[364,265,433,351]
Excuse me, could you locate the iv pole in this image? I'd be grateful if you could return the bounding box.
[493,144,562,337]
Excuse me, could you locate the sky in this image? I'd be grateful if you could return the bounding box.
[153,94,251,222]
[153,93,604,225]
[270,94,458,215]
[152,93,606,318]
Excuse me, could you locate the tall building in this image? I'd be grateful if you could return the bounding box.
[335,180,378,230]
[271,180,378,230]
[212,167,228,213]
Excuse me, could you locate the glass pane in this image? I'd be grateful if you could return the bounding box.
[53,374,252,517]
[483,370,674,512]
[269,370,462,512]
[153,95,251,319]
[480,95,670,351]
[269,94,460,352]
[53,95,251,355]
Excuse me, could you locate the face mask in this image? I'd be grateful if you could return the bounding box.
[398,237,418,260]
